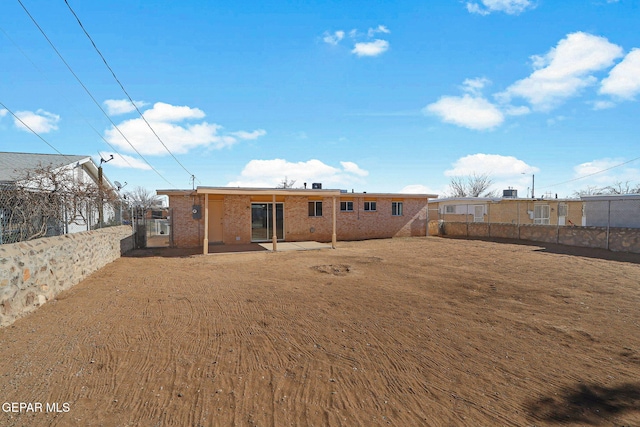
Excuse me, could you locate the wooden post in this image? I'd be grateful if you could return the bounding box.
[272,194,277,252]
[203,194,209,254]
[332,196,337,249]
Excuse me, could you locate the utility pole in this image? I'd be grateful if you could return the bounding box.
[98,154,113,227]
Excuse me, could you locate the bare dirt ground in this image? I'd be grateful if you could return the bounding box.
[1,237,640,426]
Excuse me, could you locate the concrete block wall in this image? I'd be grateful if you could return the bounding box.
[0,225,132,327]
[441,221,640,254]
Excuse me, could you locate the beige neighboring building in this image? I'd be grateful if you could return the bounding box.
[157,186,437,253]
[429,196,584,226]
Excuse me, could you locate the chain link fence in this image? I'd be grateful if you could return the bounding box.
[0,182,123,245]
[131,208,173,249]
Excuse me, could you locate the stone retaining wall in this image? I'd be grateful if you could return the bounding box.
[433,221,640,254]
[0,226,132,327]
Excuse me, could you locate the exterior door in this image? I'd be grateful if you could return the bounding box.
[208,200,224,242]
[473,205,484,222]
[251,203,284,242]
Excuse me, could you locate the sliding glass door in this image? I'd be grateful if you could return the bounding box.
[251,203,284,242]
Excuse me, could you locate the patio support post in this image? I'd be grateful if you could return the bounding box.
[332,196,337,249]
[272,194,277,252]
[203,193,209,255]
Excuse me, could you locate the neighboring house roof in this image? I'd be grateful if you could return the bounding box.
[429,197,499,204]
[581,194,640,201]
[429,196,580,204]
[0,151,114,189]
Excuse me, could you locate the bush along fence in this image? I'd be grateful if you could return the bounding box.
[0,225,133,327]
[429,220,640,254]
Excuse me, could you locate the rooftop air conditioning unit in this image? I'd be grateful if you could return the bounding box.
[312,183,322,189]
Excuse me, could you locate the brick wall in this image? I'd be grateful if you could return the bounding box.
[169,194,204,248]
[168,194,428,247]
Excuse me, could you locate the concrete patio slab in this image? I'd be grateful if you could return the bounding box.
[258,241,333,251]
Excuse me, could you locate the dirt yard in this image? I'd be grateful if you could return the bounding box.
[1,237,640,426]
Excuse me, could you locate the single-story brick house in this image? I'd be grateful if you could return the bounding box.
[157,186,437,253]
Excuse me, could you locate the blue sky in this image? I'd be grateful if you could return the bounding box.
[1,0,639,198]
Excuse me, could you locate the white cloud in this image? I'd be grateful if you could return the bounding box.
[323,30,345,46]
[504,105,530,116]
[399,184,441,195]
[142,102,205,122]
[104,102,264,155]
[104,99,149,116]
[445,153,538,177]
[324,26,390,57]
[340,161,369,177]
[14,109,60,133]
[367,25,390,37]
[352,39,389,57]
[466,0,534,15]
[227,159,369,188]
[572,157,639,185]
[424,94,504,130]
[499,32,624,111]
[592,100,616,110]
[0,109,7,118]
[230,129,267,140]
[599,48,640,100]
[98,152,151,170]
[461,77,491,96]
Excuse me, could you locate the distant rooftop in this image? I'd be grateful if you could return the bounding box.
[0,152,90,183]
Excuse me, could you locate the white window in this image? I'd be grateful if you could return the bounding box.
[558,203,568,217]
[534,205,550,225]
[444,205,455,214]
[364,201,377,211]
[340,201,353,212]
[308,201,322,217]
[392,202,403,216]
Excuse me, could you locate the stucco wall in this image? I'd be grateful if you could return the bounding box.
[0,225,133,327]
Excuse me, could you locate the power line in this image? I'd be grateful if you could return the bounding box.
[0,24,135,169]
[538,155,640,190]
[63,0,197,182]
[0,101,77,164]
[16,0,176,188]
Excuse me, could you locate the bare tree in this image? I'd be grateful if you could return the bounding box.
[0,164,119,243]
[603,180,639,195]
[276,176,297,189]
[448,173,496,197]
[124,186,163,217]
[573,181,640,197]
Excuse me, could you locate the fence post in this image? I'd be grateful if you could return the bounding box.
[606,200,611,250]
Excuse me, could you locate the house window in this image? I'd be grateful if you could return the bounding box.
[364,201,377,211]
[308,201,322,217]
[340,201,354,212]
[444,205,455,214]
[558,203,568,217]
[392,202,403,216]
[534,205,550,224]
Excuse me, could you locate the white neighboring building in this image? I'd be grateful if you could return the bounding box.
[0,152,118,240]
